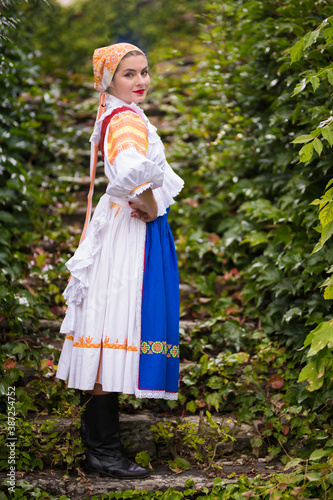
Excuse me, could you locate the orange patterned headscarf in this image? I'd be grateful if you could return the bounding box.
[93,43,144,92]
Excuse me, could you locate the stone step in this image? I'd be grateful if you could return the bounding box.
[0,456,282,499]
[60,205,88,226]
[11,410,278,498]
[58,174,107,192]
[0,468,223,498]
[60,201,188,226]
[4,284,197,337]
[33,411,257,463]
[119,413,256,459]
[60,201,184,226]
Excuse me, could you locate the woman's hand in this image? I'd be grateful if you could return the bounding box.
[129,188,158,222]
[130,207,156,222]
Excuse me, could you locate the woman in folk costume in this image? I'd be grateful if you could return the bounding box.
[56,42,184,479]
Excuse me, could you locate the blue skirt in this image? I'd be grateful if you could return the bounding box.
[138,209,180,397]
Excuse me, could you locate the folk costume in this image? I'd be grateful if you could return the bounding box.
[56,43,184,478]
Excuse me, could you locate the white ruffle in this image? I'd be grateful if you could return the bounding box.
[154,163,184,216]
[60,195,111,332]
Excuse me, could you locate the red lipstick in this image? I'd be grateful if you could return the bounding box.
[134,90,145,94]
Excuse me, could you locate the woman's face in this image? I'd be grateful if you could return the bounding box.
[109,54,150,105]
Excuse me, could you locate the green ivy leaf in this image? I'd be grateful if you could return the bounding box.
[323,285,333,300]
[241,231,269,247]
[290,38,304,64]
[321,187,333,202]
[292,80,307,96]
[322,126,333,146]
[319,200,333,227]
[320,220,333,246]
[306,472,322,482]
[135,450,152,468]
[309,76,320,91]
[313,137,323,156]
[309,449,332,461]
[186,400,198,413]
[0,211,17,223]
[284,457,303,470]
[307,320,333,357]
[303,29,320,49]
[282,307,302,323]
[291,134,314,144]
[207,375,223,390]
[298,360,324,391]
[226,352,249,364]
[321,274,333,288]
[250,435,264,448]
[324,25,333,44]
[327,69,333,85]
[205,392,221,412]
[312,233,325,254]
[299,142,314,162]
[169,456,191,471]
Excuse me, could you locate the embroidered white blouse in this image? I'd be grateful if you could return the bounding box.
[90,95,184,216]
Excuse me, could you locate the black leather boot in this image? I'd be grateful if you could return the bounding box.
[80,392,150,479]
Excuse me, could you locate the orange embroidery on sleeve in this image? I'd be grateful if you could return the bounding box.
[129,182,150,195]
[107,111,148,165]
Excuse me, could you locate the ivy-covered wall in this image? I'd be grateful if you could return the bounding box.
[168,0,333,403]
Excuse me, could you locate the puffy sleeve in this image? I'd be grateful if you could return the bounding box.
[104,110,164,199]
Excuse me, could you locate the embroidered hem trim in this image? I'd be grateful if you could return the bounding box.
[65,334,137,351]
[140,341,179,358]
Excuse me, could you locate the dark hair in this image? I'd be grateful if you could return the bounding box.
[122,50,146,59]
[113,50,147,75]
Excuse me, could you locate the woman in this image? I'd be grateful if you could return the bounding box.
[56,43,184,479]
